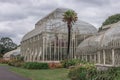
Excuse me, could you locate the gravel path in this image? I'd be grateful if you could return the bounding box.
[0,66,31,80]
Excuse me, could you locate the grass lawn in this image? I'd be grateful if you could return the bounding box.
[10,65,120,80]
[1,63,120,80]
[0,63,7,66]
[10,67,70,80]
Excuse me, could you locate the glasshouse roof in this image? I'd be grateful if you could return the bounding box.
[76,34,103,54]
[101,21,120,48]
[22,8,97,41]
[3,47,20,58]
[77,21,120,54]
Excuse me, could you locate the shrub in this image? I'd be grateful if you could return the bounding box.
[69,63,120,80]
[48,62,56,69]
[8,59,24,67]
[102,14,120,26]
[23,62,49,69]
[68,63,96,80]
[94,67,120,80]
[48,62,63,69]
[61,59,88,68]
[16,56,24,62]
[0,58,9,64]
[7,56,25,67]
[55,63,63,68]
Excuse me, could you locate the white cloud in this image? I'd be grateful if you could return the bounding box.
[0,0,120,44]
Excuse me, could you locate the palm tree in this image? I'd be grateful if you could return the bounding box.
[63,10,78,59]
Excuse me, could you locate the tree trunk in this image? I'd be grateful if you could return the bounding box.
[67,23,71,60]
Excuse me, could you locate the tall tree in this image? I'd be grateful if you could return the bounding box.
[98,14,120,32]
[0,37,17,55]
[102,14,120,26]
[63,10,78,59]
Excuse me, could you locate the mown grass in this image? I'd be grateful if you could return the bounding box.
[0,63,7,66]
[1,63,120,80]
[0,63,69,80]
[10,65,120,80]
[10,67,70,80]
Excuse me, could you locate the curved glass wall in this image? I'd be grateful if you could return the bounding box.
[3,47,20,60]
[21,8,97,62]
[77,21,120,66]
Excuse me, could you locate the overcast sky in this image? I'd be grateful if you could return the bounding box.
[0,0,120,44]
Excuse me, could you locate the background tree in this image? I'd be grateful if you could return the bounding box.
[63,10,78,59]
[98,14,120,32]
[0,37,17,56]
[102,14,120,26]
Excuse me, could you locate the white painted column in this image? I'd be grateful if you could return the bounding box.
[70,34,72,59]
[86,55,87,61]
[72,39,74,59]
[98,52,100,64]
[64,40,66,60]
[58,39,59,61]
[37,40,39,61]
[60,39,62,60]
[75,35,77,57]
[94,54,96,63]
[45,38,47,61]
[112,49,115,66]
[103,50,106,65]
[54,40,56,61]
[73,39,76,59]
[74,56,76,59]
[50,41,51,61]
[82,55,84,61]
[30,37,35,62]
[42,37,45,61]
[90,55,92,62]
[62,40,64,60]
[71,39,73,59]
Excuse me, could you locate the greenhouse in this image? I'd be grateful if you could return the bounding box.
[76,21,120,67]
[3,47,20,60]
[21,8,97,62]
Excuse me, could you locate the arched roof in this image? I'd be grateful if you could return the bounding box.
[76,34,103,54]
[3,47,20,58]
[22,20,97,41]
[22,8,97,41]
[101,23,120,48]
[77,21,120,54]
[56,20,97,34]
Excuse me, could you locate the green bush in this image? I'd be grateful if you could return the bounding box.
[68,63,96,80]
[8,56,25,67]
[69,63,120,80]
[94,67,120,80]
[0,58,9,64]
[16,56,24,62]
[8,59,24,67]
[61,59,89,68]
[23,62,49,69]
[102,14,120,26]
